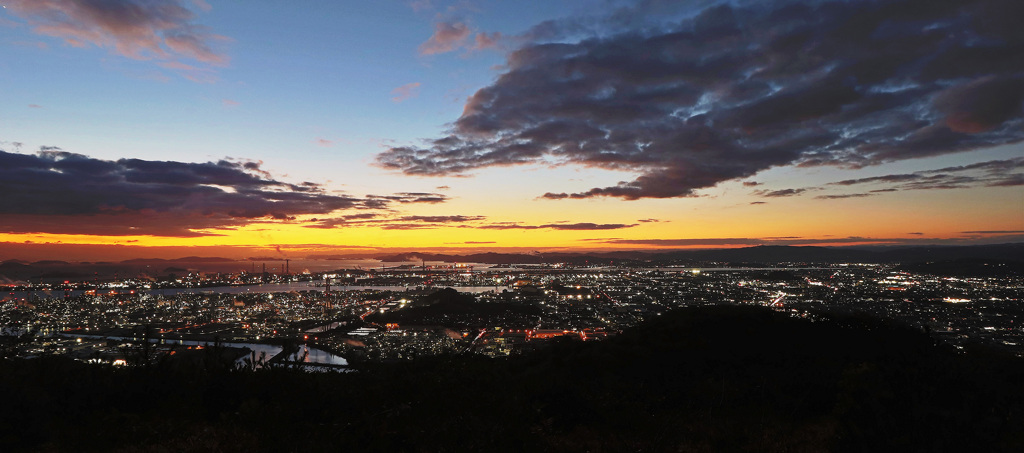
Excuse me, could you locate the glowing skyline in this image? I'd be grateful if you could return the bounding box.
[1,0,1022,262]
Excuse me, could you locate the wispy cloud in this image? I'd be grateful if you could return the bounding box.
[471,31,502,51]
[304,213,484,230]
[479,222,637,231]
[753,188,812,198]
[961,230,1024,234]
[409,0,433,13]
[190,0,212,13]
[5,0,229,80]
[815,193,875,199]
[365,192,449,207]
[829,157,1024,191]
[418,20,471,55]
[418,19,503,55]
[600,234,1024,247]
[305,216,638,232]
[391,82,422,103]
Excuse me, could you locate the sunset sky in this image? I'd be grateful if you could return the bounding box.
[1,0,1022,262]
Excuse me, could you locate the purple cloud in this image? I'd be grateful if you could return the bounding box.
[0,149,434,237]
[379,0,1024,199]
[6,0,228,79]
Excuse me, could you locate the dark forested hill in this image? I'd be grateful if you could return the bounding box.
[1,305,1021,452]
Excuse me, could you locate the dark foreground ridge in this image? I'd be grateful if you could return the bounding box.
[1,305,1022,452]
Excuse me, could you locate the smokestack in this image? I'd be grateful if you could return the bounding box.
[285,259,290,275]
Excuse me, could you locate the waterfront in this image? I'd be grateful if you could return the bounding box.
[4,283,507,300]
[56,334,348,368]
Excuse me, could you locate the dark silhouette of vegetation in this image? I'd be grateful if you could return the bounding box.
[1,305,1022,452]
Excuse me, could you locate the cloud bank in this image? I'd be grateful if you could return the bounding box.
[379,0,1024,199]
[0,149,417,237]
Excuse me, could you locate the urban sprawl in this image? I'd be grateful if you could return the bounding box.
[2,263,1022,367]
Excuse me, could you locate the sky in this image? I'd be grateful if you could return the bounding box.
[0,0,1022,262]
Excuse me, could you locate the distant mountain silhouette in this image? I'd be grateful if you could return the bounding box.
[377,243,1024,265]
[120,256,237,264]
[30,260,72,266]
[899,258,1024,277]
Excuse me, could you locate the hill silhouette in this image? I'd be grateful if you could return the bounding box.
[377,243,1024,265]
[0,305,1021,452]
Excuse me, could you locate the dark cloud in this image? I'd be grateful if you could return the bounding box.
[304,213,483,230]
[303,213,385,229]
[832,174,922,186]
[397,215,486,223]
[379,223,440,230]
[603,238,774,246]
[365,192,450,206]
[815,193,875,199]
[827,157,1024,192]
[304,214,633,232]
[479,222,636,231]
[0,149,413,237]
[378,0,1024,199]
[753,188,810,198]
[935,76,1024,133]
